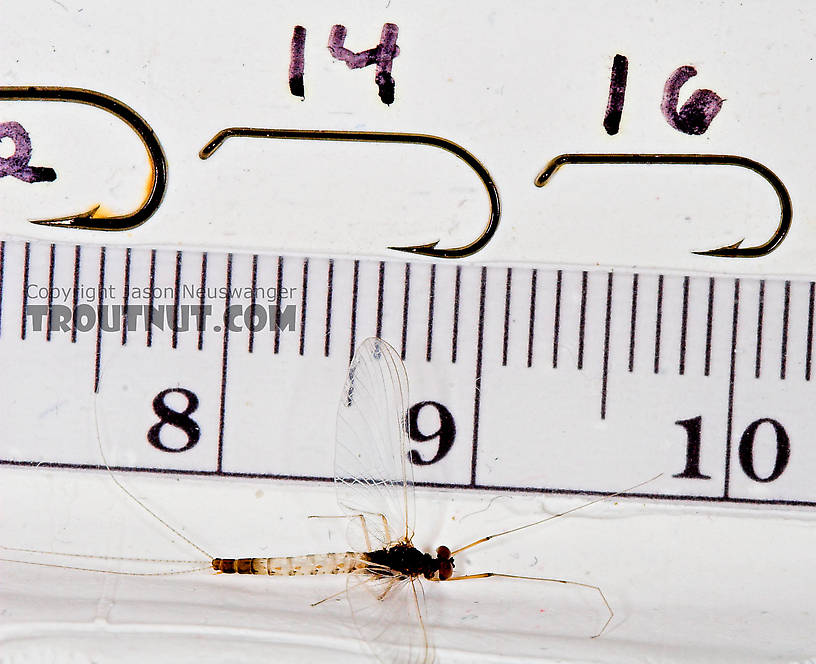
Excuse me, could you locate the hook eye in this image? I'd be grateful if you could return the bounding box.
[535,153,792,258]
[0,86,167,231]
[199,128,500,259]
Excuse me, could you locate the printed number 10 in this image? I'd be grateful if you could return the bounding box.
[675,415,791,483]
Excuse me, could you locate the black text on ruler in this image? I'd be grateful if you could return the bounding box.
[0,237,813,509]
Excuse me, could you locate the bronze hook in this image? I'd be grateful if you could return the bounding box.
[0,86,167,231]
[535,153,791,258]
[199,128,500,259]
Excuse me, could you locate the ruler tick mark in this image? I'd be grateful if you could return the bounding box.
[577,271,588,370]
[600,271,613,419]
[172,251,183,350]
[679,276,689,375]
[349,259,360,364]
[780,280,790,380]
[46,244,55,342]
[653,274,664,374]
[723,279,740,499]
[122,248,131,346]
[527,269,537,368]
[755,280,765,379]
[20,242,30,340]
[146,249,156,348]
[71,245,81,344]
[0,240,5,337]
[274,256,284,354]
[426,264,436,362]
[401,263,411,361]
[324,260,334,358]
[471,266,487,486]
[375,261,385,340]
[704,277,715,376]
[217,254,234,475]
[628,274,638,372]
[94,247,106,393]
[198,253,207,351]
[502,268,512,366]
[451,265,461,363]
[553,270,562,369]
[807,282,815,381]
[299,258,309,356]
[248,254,259,354]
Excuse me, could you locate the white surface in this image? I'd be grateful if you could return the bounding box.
[0,0,810,274]
[2,470,816,664]
[1,2,816,663]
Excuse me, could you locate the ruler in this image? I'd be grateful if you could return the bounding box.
[0,236,813,509]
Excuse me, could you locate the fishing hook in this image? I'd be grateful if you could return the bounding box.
[199,128,500,258]
[0,86,167,231]
[535,153,791,257]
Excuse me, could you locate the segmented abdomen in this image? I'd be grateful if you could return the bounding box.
[212,552,367,576]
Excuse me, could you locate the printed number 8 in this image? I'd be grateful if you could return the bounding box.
[147,387,201,453]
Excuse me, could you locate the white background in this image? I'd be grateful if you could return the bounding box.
[1,1,816,663]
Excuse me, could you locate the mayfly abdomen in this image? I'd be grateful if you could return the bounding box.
[212,552,367,576]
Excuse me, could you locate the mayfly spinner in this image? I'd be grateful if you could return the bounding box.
[210,336,645,663]
[2,337,652,663]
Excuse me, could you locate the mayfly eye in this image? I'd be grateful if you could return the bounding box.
[439,561,453,580]
[436,545,451,560]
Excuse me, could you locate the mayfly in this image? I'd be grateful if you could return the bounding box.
[2,337,650,663]
[213,337,635,662]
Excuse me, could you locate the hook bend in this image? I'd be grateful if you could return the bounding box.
[535,153,791,258]
[0,86,167,231]
[199,128,500,259]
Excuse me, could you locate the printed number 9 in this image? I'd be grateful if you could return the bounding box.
[408,401,456,466]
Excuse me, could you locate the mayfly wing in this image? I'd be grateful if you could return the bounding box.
[335,337,415,549]
[345,570,433,664]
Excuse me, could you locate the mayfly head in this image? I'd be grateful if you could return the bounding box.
[435,545,454,580]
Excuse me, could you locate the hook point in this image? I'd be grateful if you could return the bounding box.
[29,204,102,229]
[387,240,441,256]
[692,238,745,257]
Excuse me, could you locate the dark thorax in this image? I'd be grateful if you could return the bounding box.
[363,543,454,580]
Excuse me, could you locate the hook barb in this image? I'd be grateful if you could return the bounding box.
[535,153,791,258]
[0,86,167,231]
[199,127,500,259]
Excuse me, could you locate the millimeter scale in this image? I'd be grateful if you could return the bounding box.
[0,238,813,509]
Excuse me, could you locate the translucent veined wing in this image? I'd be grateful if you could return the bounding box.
[335,337,415,549]
[346,570,433,664]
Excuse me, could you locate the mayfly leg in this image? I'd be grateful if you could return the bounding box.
[439,572,613,638]
[450,474,662,557]
[439,475,661,638]
[307,513,393,550]
[311,567,388,607]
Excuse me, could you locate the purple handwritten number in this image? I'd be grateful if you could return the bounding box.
[328,23,400,105]
[289,25,306,98]
[0,121,56,183]
[603,54,629,135]
[661,66,724,135]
